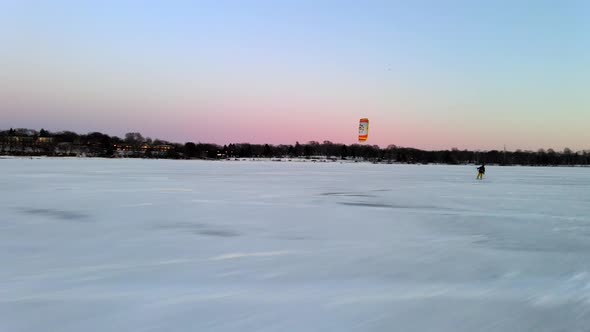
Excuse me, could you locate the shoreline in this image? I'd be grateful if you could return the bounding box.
[1,155,589,168]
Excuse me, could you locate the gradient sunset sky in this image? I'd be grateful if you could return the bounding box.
[1,0,588,151]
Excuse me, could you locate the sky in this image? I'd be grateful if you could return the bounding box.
[1,0,589,151]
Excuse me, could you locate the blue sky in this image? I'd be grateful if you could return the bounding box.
[1,0,588,150]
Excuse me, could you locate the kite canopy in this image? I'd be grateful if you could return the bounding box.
[358,118,369,142]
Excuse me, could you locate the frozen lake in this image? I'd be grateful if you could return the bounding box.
[1,158,590,331]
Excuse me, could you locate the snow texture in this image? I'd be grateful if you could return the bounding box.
[1,158,590,331]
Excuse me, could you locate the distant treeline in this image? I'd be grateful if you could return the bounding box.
[1,128,589,166]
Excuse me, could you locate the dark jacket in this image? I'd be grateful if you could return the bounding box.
[477,165,485,174]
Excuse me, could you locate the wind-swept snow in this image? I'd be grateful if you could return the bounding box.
[1,158,589,331]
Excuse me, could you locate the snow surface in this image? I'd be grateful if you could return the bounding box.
[1,158,590,331]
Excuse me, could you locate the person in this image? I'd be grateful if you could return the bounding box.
[476,164,485,180]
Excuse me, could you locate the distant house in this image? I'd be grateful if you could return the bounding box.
[7,136,34,144]
[153,144,174,157]
[113,144,134,157]
[36,137,54,144]
[0,136,35,152]
[154,144,173,152]
[111,143,174,157]
[140,144,151,153]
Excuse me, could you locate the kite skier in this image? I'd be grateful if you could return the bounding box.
[476,164,485,180]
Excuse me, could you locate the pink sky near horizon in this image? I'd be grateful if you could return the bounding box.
[3,96,587,152]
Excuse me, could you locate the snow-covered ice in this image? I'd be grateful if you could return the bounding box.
[1,158,590,331]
